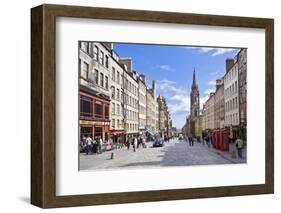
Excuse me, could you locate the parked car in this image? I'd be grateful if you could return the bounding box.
[153,138,165,147]
[178,134,184,140]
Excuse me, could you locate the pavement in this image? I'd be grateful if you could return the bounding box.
[79,138,246,171]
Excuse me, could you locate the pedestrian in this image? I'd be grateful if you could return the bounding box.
[137,136,141,148]
[235,136,244,158]
[98,136,103,154]
[85,135,93,155]
[126,136,131,150]
[142,136,147,148]
[133,136,138,152]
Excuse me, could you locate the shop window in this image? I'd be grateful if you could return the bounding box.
[80,96,92,117]
[104,104,109,119]
[80,126,93,142]
[94,126,103,140]
[94,101,102,118]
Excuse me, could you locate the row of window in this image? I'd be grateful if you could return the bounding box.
[110,86,121,101]
[139,119,146,128]
[225,113,239,125]
[80,42,109,68]
[124,77,138,96]
[139,93,146,104]
[124,93,138,109]
[111,119,122,129]
[225,65,238,83]
[80,96,109,119]
[225,97,238,112]
[80,42,139,99]
[111,103,121,116]
[125,109,138,121]
[111,67,122,84]
[225,81,238,99]
[125,123,138,132]
[139,105,146,115]
[80,60,109,90]
[94,69,109,89]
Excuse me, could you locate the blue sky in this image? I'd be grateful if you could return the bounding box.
[114,43,240,129]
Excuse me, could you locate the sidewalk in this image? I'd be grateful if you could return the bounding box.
[207,143,247,164]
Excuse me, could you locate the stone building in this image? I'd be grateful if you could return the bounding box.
[119,58,139,138]
[108,47,126,142]
[224,58,239,132]
[238,49,247,141]
[214,78,225,129]
[204,92,215,130]
[146,80,158,134]
[137,74,147,134]
[157,95,169,138]
[79,42,111,142]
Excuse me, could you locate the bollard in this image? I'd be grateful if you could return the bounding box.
[110,152,114,159]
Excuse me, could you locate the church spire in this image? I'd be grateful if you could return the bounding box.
[192,68,196,85]
[192,68,197,89]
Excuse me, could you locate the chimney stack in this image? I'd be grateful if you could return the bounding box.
[152,80,156,97]
[225,58,234,73]
[140,74,146,82]
[216,78,223,90]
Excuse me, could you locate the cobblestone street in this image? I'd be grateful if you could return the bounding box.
[80,138,246,171]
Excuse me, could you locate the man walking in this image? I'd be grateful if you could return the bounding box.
[127,136,131,150]
[235,136,244,158]
[133,136,138,152]
[98,136,103,154]
[85,135,93,155]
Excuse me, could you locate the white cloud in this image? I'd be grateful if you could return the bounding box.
[157,79,190,115]
[210,71,219,76]
[198,47,214,53]
[158,64,175,72]
[158,79,176,85]
[211,48,238,56]
[183,46,239,57]
[200,95,210,109]
[204,88,215,95]
[168,95,190,114]
[208,80,216,86]
[157,79,187,95]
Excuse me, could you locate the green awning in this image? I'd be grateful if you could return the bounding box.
[146,130,154,136]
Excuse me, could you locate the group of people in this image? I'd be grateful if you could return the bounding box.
[80,135,112,155]
[126,135,147,152]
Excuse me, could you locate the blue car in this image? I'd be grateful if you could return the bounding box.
[153,138,165,147]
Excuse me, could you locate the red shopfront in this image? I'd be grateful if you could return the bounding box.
[79,88,110,142]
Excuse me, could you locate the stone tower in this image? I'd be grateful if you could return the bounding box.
[190,68,200,117]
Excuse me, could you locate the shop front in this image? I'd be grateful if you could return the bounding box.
[109,129,126,143]
[80,120,110,142]
[79,86,110,143]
